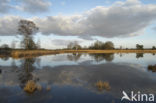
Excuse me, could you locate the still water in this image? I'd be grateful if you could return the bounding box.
[0,53,156,103]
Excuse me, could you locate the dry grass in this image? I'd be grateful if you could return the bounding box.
[24,80,42,93]
[11,50,60,59]
[24,80,37,93]
[95,81,111,91]
[46,85,51,91]
[10,49,156,59]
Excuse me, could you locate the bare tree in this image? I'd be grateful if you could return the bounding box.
[18,20,39,50]
[18,20,38,36]
[152,46,156,50]
[136,44,144,50]
[89,41,114,50]
[67,41,81,50]
[103,41,114,50]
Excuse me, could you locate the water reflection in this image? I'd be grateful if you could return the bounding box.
[0,55,9,61]
[89,53,114,62]
[67,53,82,61]
[0,53,156,103]
[136,53,144,59]
[148,64,156,72]
[95,81,111,91]
[0,53,156,67]
[19,58,36,89]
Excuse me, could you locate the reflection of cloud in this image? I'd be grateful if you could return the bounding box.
[32,63,156,96]
[0,66,19,86]
[67,53,82,61]
[1,0,156,38]
[1,61,156,99]
[0,87,52,103]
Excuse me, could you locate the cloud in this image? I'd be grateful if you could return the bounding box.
[0,0,52,14]
[1,0,156,38]
[33,0,156,38]
[0,0,12,13]
[153,27,156,31]
[0,16,21,36]
[16,0,52,13]
[60,1,66,6]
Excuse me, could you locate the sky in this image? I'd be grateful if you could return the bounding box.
[0,0,156,49]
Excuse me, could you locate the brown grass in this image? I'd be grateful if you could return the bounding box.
[24,80,37,93]
[10,49,156,59]
[24,80,42,93]
[46,85,51,91]
[95,81,111,91]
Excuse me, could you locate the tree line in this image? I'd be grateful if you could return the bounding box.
[67,41,115,50]
[67,41,156,50]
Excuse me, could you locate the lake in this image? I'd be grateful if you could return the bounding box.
[0,53,156,103]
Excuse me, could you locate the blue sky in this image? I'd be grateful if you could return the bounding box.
[0,0,156,49]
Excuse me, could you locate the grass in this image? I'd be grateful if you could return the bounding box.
[11,50,60,59]
[23,80,52,94]
[95,80,111,91]
[24,80,42,94]
[46,85,51,91]
[24,80,37,93]
[10,49,156,59]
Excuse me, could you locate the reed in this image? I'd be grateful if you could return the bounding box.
[24,80,37,93]
[95,81,111,91]
[10,49,156,59]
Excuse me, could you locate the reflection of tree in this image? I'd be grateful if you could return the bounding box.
[67,53,82,61]
[136,53,144,59]
[36,58,41,67]
[89,53,114,62]
[119,53,122,57]
[18,58,53,94]
[0,56,9,61]
[18,58,39,89]
[148,65,156,72]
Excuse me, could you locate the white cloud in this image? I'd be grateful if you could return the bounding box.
[34,0,156,38]
[60,1,66,6]
[153,27,156,31]
[0,0,12,13]
[0,0,52,14]
[0,0,156,39]
[0,16,21,36]
[16,0,52,13]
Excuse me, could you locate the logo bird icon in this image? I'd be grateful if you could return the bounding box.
[121,91,131,101]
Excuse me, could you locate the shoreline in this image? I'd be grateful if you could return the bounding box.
[9,49,156,59]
